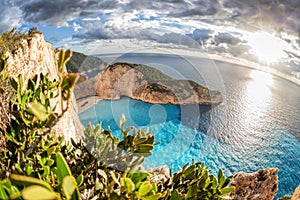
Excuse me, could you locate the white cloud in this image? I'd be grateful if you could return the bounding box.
[0,0,299,68]
[82,17,101,21]
[0,3,22,33]
[72,22,82,32]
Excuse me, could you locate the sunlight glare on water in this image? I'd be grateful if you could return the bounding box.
[236,70,275,147]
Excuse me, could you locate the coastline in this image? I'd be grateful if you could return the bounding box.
[76,49,300,113]
[92,48,300,86]
[77,95,101,113]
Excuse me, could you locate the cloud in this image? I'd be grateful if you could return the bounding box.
[221,0,300,34]
[2,0,299,37]
[214,32,242,46]
[0,1,22,33]
[1,0,300,64]
[170,0,220,17]
[187,29,214,44]
[16,0,117,26]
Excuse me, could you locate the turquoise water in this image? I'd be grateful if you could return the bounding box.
[79,97,300,198]
[79,53,300,197]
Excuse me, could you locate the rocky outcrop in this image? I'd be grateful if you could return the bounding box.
[74,77,97,101]
[3,31,83,142]
[147,165,171,186]
[292,185,300,200]
[95,62,222,105]
[230,168,278,200]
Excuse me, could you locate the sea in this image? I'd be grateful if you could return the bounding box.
[79,52,300,197]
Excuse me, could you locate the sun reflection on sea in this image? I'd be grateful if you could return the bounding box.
[248,70,274,104]
[238,70,274,147]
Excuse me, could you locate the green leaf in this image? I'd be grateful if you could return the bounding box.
[131,172,148,184]
[9,186,21,199]
[124,178,135,193]
[55,153,72,183]
[76,174,84,187]
[144,136,155,145]
[61,73,79,90]
[27,102,49,121]
[138,182,153,197]
[10,174,52,191]
[95,181,103,191]
[10,78,18,91]
[46,158,55,166]
[58,49,72,73]
[170,189,180,200]
[25,162,33,176]
[141,194,162,200]
[184,164,195,179]
[135,144,154,153]
[61,73,79,100]
[21,185,57,200]
[211,175,217,188]
[0,184,8,200]
[62,176,77,200]
[220,187,235,195]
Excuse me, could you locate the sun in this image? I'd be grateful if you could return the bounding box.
[247,32,287,65]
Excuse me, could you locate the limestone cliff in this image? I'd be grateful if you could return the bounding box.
[1,31,83,142]
[291,185,300,200]
[95,62,222,105]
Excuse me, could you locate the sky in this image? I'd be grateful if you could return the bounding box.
[1,0,300,74]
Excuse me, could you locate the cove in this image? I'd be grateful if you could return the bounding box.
[79,53,300,197]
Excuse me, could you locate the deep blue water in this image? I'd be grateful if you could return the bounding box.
[79,53,300,197]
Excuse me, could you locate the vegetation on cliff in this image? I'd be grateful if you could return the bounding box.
[0,29,235,199]
[65,51,107,74]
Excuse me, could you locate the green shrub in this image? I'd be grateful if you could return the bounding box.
[0,38,234,199]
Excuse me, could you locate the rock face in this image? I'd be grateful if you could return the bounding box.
[147,165,171,186]
[3,32,83,142]
[230,168,278,200]
[95,62,222,105]
[292,185,300,200]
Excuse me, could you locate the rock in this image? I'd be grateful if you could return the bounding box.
[230,168,278,200]
[147,165,171,186]
[292,185,300,200]
[74,77,97,101]
[95,62,222,105]
[2,31,83,142]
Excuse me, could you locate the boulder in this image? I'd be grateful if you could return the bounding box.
[147,165,171,185]
[230,168,278,200]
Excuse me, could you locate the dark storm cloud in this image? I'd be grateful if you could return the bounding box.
[16,0,117,25]
[1,0,300,52]
[214,32,242,46]
[170,0,220,17]
[2,0,299,36]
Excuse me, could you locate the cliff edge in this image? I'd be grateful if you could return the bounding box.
[95,62,222,105]
[0,30,83,142]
